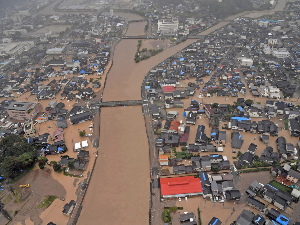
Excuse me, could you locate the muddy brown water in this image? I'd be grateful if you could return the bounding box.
[77,107,150,225]
[77,1,298,224]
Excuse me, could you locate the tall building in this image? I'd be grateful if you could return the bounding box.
[157,18,179,36]
[23,120,35,138]
[7,101,43,121]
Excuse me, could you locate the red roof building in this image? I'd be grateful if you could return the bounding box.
[160,176,203,198]
[163,86,175,93]
[169,120,180,132]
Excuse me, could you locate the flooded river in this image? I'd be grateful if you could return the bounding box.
[78,0,297,223]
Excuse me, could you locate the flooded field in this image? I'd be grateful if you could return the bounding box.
[77,106,150,225]
[34,25,72,36]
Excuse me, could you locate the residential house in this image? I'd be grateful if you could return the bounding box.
[62,200,76,216]
[208,217,221,225]
[236,210,254,225]
[179,213,196,223]
[286,169,300,183]
[226,190,241,201]
[159,155,169,166]
[246,197,265,211]
[69,106,93,125]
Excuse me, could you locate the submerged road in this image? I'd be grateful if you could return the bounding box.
[77,0,296,224]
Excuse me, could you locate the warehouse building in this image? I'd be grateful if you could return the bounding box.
[160,176,203,198]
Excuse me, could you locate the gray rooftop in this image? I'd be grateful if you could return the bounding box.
[7,101,33,111]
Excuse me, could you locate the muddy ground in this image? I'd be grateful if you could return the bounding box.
[4,168,66,225]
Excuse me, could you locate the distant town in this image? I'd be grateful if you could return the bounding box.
[1,0,300,225]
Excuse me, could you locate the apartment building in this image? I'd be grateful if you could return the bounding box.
[7,101,43,121]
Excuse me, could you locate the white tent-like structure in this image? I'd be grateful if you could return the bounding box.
[75,142,81,151]
[82,140,88,148]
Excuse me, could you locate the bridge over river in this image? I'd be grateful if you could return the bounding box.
[93,100,144,107]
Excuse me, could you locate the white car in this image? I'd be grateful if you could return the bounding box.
[179,197,181,202]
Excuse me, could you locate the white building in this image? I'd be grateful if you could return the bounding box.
[46,48,64,55]
[3,29,27,36]
[268,38,277,45]
[0,41,34,58]
[157,18,179,36]
[241,58,253,67]
[272,50,290,59]
[2,38,13,44]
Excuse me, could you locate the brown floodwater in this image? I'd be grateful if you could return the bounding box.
[102,39,194,102]
[77,106,150,225]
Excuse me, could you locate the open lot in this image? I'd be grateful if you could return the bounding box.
[3,168,67,224]
[77,106,150,225]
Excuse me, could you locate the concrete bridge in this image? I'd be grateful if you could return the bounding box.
[188,35,205,39]
[93,100,143,108]
[128,19,147,23]
[122,36,152,39]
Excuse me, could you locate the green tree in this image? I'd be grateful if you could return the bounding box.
[39,162,45,169]
[79,130,86,137]
[211,103,219,108]
[225,114,232,122]
[162,209,171,223]
[213,115,219,127]
[245,99,253,106]
[0,135,36,178]
[37,156,48,170]
[53,162,62,173]
[68,161,75,170]
[212,167,220,173]
[237,151,243,157]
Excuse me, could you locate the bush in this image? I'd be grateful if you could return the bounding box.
[162,209,171,223]
[283,119,289,130]
[181,147,187,151]
[38,195,57,209]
